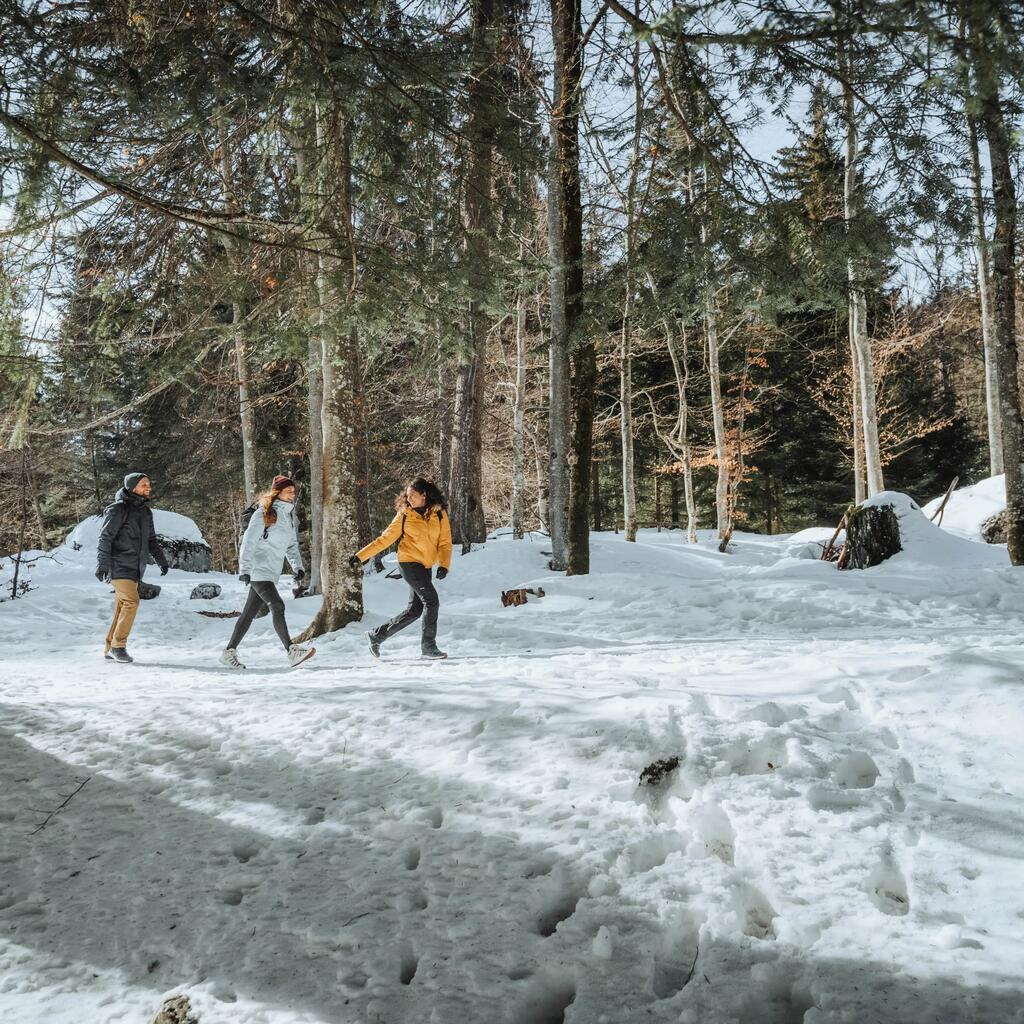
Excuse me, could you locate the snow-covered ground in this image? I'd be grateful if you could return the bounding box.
[2,509,1023,1023]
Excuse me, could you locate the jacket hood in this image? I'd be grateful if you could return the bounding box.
[116,486,150,506]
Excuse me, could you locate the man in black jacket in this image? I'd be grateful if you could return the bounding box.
[96,472,169,663]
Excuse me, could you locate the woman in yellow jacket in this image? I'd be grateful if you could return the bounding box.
[350,476,453,660]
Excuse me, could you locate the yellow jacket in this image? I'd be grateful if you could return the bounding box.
[357,505,452,570]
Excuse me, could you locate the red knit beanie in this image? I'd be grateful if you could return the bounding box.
[272,475,296,492]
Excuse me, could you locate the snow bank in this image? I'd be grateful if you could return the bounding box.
[862,491,1007,569]
[922,475,1006,543]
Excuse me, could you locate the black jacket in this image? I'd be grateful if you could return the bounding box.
[96,487,168,581]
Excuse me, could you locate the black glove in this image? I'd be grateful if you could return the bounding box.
[239,573,251,585]
[95,569,110,583]
[436,567,448,581]
[348,555,362,568]
[160,564,169,576]
[294,569,305,582]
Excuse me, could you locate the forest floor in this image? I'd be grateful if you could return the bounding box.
[1,514,1023,1023]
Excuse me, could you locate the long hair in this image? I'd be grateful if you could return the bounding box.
[258,485,288,528]
[394,476,447,514]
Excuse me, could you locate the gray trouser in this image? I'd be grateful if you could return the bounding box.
[228,581,291,651]
[370,562,438,649]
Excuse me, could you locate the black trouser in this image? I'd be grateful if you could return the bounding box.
[370,562,439,650]
[228,581,291,651]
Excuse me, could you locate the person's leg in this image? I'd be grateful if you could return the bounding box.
[111,580,140,649]
[251,581,291,651]
[401,565,439,651]
[227,585,267,650]
[370,564,424,644]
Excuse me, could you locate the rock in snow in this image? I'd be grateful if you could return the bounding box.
[189,583,222,600]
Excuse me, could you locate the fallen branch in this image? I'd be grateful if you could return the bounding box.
[821,514,847,563]
[929,476,959,526]
[29,777,89,835]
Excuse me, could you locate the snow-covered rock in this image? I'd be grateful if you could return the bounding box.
[922,475,1007,543]
[63,509,212,573]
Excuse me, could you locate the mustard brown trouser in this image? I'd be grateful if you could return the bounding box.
[105,579,140,652]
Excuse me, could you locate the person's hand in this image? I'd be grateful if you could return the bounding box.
[436,567,448,581]
[348,555,362,568]
[294,569,305,582]
[160,564,169,576]
[95,569,110,583]
[239,573,251,585]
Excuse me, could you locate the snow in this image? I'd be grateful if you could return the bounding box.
[2,528,1023,1023]
[922,475,1007,543]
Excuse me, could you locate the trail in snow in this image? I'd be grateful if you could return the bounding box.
[1,518,1023,1024]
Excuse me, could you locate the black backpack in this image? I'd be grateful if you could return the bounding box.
[240,501,269,540]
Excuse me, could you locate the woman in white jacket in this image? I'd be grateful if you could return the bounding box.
[220,475,315,669]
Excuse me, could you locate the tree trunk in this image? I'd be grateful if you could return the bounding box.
[969,5,1024,564]
[351,325,372,547]
[511,282,528,539]
[962,44,1003,476]
[619,18,642,545]
[545,0,576,572]
[306,331,324,594]
[297,97,363,639]
[592,456,602,531]
[849,332,866,502]
[836,3,883,496]
[549,0,592,575]
[705,292,730,544]
[449,0,501,549]
[216,115,258,504]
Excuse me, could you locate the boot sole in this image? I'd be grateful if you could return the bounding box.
[421,653,448,660]
[290,647,317,668]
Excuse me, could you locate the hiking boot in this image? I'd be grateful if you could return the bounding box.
[220,648,245,670]
[421,645,448,661]
[109,647,133,664]
[288,644,316,668]
[366,632,381,659]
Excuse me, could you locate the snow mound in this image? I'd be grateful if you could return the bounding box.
[862,491,1007,569]
[784,526,845,560]
[922,475,1006,543]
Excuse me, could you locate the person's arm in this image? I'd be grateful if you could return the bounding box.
[285,512,305,578]
[355,511,404,563]
[96,503,126,574]
[438,510,452,570]
[147,511,169,571]
[238,509,263,577]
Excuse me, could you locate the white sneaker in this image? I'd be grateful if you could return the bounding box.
[288,644,316,668]
[220,648,245,670]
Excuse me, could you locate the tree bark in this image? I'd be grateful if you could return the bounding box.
[306,330,324,594]
[550,0,593,576]
[849,325,866,503]
[511,281,528,539]
[296,96,363,639]
[968,5,1024,564]
[961,41,1003,476]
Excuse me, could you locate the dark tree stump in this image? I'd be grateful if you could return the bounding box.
[838,503,902,570]
[981,510,1008,545]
